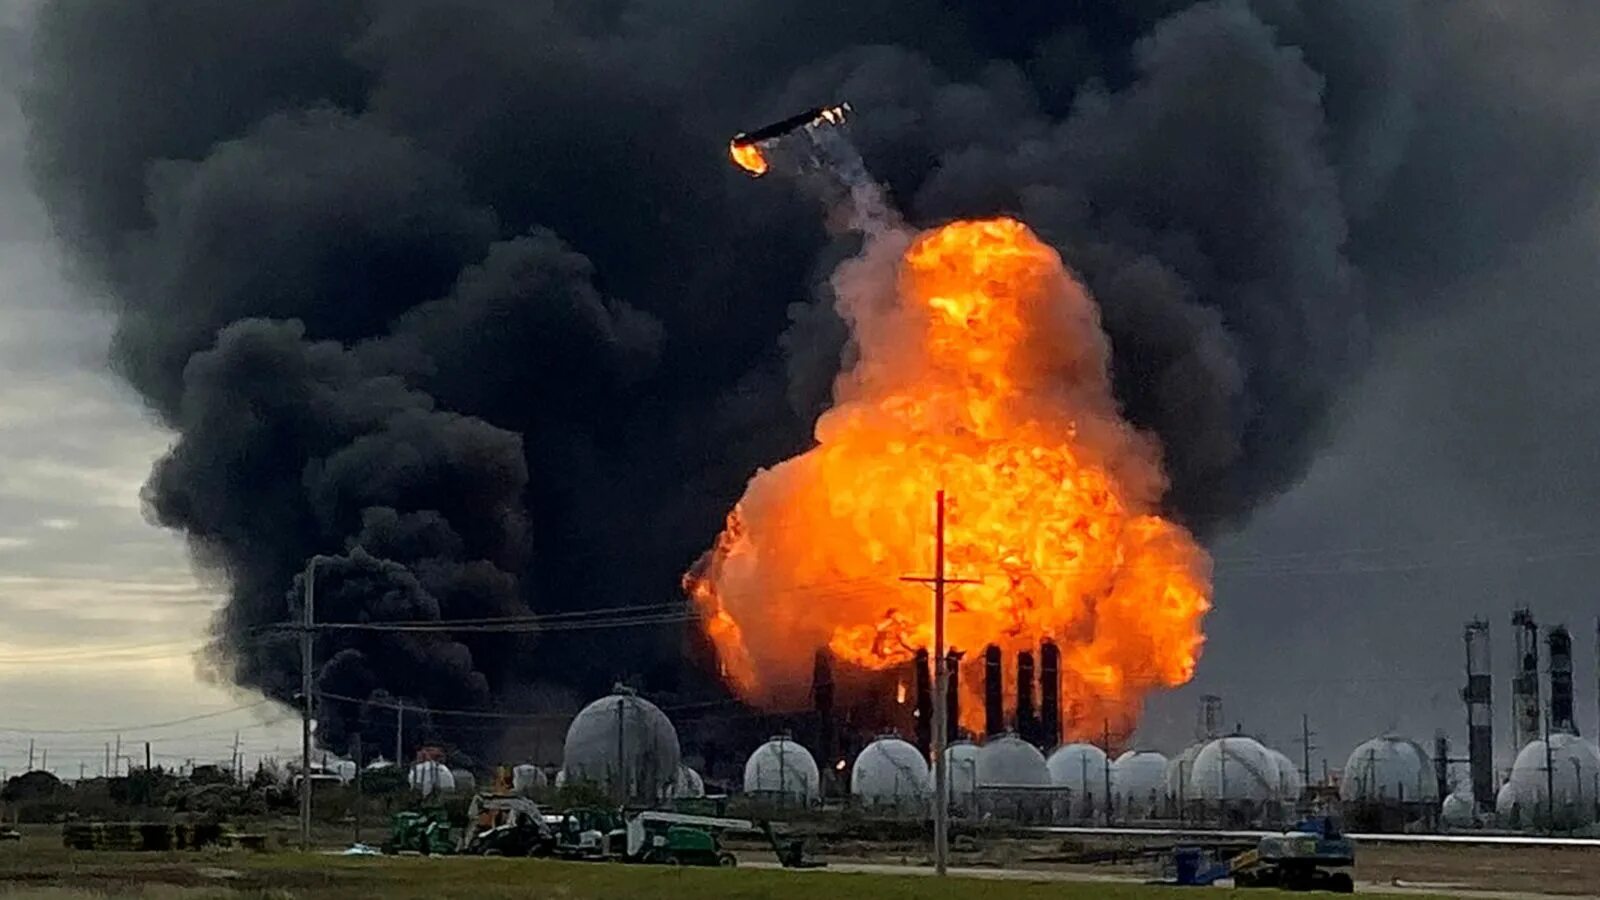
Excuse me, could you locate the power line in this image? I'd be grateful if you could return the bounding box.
[0,700,273,735]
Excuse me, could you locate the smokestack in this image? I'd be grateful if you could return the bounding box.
[811,649,835,776]
[945,650,963,741]
[913,649,932,756]
[1462,619,1494,811]
[1040,640,1060,748]
[1016,651,1037,745]
[1199,694,1223,741]
[1512,608,1541,749]
[983,645,1004,738]
[1549,625,1576,735]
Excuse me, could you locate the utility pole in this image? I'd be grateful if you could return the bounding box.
[103,743,110,778]
[26,740,33,772]
[353,733,363,845]
[40,750,46,773]
[900,490,977,877]
[144,742,151,772]
[300,556,317,851]
[232,731,242,784]
[394,699,405,768]
[113,735,121,777]
[1295,714,1316,790]
[1102,719,1114,825]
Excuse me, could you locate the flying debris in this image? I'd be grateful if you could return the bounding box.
[728,104,851,177]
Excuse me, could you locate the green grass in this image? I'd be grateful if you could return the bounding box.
[0,853,1271,899]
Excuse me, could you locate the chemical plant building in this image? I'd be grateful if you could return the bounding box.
[370,610,1600,836]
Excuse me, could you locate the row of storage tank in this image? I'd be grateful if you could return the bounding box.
[376,692,1600,830]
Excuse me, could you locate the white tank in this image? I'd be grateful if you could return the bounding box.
[1047,743,1109,798]
[1505,734,1600,827]
[408,760,455,796]
[667,765,706,799]
[1268,749,1303,800]
[512,763,547,795]
[946,741,981,803]
[1340,736,1436,803]
[1164,742,1207,804]
[1190,737,1281,802]
[743,736,820,801]
[330,760,357,784]
[1113,750,1169,817]
[452,769,476,796]
[1441,790,1475,827]
[1495,780,1519,824]
[562,689,681,800]
[851,736,930,808]
[554,768,568,789]
[977,734,1050,787]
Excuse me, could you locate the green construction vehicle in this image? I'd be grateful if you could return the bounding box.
[458,794,555,857]
[382,809,455,856]
[623,812,748,866]
[549,806,627,860]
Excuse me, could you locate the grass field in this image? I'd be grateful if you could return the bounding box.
[0,851,1271,900]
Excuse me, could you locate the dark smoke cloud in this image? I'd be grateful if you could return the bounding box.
[22,0,1600,758]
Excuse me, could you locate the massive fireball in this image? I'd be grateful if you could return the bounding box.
[686,217,1210,738]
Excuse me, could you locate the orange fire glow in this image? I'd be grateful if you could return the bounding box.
[685,217,1211,738]
[729,141,768,176]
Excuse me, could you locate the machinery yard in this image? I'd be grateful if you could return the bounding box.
[0,823,1597,899]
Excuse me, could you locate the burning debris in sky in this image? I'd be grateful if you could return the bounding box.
[689,133,1212,735]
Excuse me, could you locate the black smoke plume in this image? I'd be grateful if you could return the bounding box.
[22,1,1599,758]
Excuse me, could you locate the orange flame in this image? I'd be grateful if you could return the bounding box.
[729,141,768,176]
[685,218,1211,738]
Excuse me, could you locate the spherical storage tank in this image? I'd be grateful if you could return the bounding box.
[1503,734,1600,827]
[409,760,456,796]
[512,764,547,795]
[1047,743,1109,798]
[977,734,1050,787]
[1268,748,1303,800]
[1113,751,1169,816]
[946,741,981,803]
[1340,736,1436,803]
[1190,737,1282,802]
[666,765,706,799]
[1164,742,1206,804]
[744,736,821,802]
[1440,790,1475,827]
[330,760,357,784]
[851,736,930,809]
[562,689,681,800]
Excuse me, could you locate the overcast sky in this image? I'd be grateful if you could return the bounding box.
[0,4,300,778]
[4,0,1600,785]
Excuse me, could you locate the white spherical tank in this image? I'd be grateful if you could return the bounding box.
[562,690,681,800]
[946,741,981,803]
[977,735,1050,787]
[743,737,821,802]
[1440,790,1475,827]
[1164,742,1206,804]
[1113,751,1169,816]
[1190,737,1282,802]
[1047,743,1109,797]
[409,760,456,796]
[1268,749,1303,800]
[851,736,930,808]
[1340,736,1436,803]
[1495,780,1519,823]
[667,765,706,799]
[554,768,568,789]
[330,760,357,784]
[1506,734,1600,827]
[512,764,547,795]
